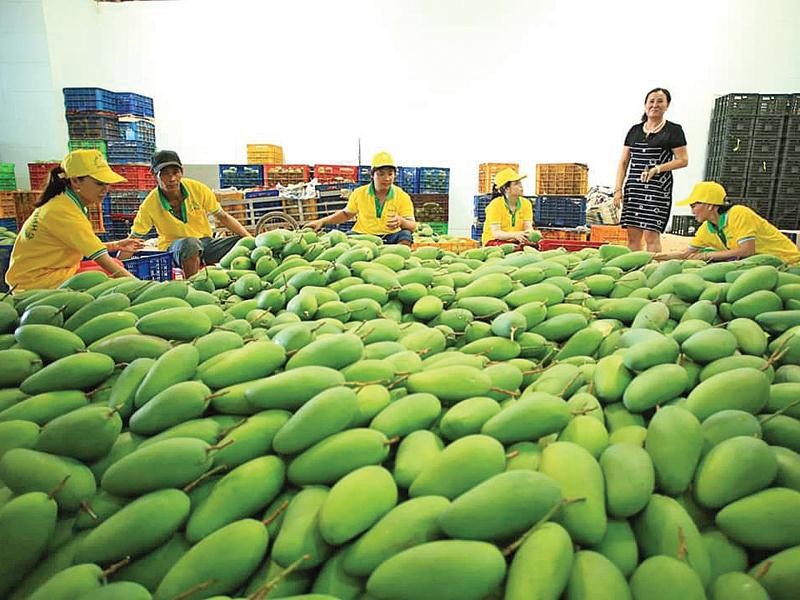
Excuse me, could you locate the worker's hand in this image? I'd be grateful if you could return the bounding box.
[640,166,659,183]
[113,238,145,253]
[305,219,324,232]
[653,252,668,261]
[613,190,623,208]
[687,252,712,262]
[386,215,402,229]
[512,231,529,243]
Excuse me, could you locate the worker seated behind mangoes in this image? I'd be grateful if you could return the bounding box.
[656,182,800,264]
[306,152,416,246]
[481,168,539,247]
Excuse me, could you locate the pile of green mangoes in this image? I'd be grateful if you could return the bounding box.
[1,227,800,600]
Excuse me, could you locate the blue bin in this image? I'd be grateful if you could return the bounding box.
[123,251,173,281]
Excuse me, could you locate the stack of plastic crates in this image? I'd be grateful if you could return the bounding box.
[12,191,40,229]
[535,163,589,195]
[122,251,173,281]
[219,165,264,189]
[540,228,589,242]
[411,193,448,229]
[413,237,476,254]
[314,165,359,184]
[478,163,519,193]
[264,165,311,187]
[106,166,155,240]
[66,112,121,140]
[63,87,118,113]
[213,189,245,235]
[108,190,148,215]
[318,182,355,234]
[67,140,107,159]
[472,194,492,241]
[107,141,156,164]
[395,167,419,193]
[358,166,371,184]
[417,167,449,194]
[0,164,15,191]
[535,196,587,228]
[119,117,156,146]
[246,144,283,165]
[773,93,800,231]
[0,192,16,220]
[27,162,59,190]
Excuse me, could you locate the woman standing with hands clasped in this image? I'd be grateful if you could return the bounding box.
[613,87,688,252]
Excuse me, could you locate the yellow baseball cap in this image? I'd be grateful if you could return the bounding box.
[61,149,127,184]
[371,151,395,169]
[494,168,526,189]
[676,181,727,206]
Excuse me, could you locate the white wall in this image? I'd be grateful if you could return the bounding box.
[3,0,800,234]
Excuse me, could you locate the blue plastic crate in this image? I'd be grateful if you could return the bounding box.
[0,245,11,291]
[0,218,17,232]
[108,191,148,214]
[119,118,156,145]
[473,194,492,223]
[417,167,450,194]
[107,140,155,164]
[395,166,419,193]
[358,165,371,184]
[219,164,264,189]
[535,195,587,228]
[316,182,357,193]
[123,251,173,281]
[471,224,483,242]
[63,87,117,112]
[116,92,155,118]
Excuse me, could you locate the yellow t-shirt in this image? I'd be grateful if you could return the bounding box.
[131,178,221,251]
[690,204,800,264]
[6,190,107,291]
[345,184,414,235]
[481,196,534,245]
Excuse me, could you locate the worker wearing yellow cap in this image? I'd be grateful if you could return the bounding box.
[6,150,143,291]
[481,168,535,246]
[655,181,800,263]
[306,151,416,244]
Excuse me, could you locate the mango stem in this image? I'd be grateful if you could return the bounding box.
[182,464,228,493]
[262,500,290,527]
[250,554,312,600]
[172,578,217,600]
[502,496,586,556]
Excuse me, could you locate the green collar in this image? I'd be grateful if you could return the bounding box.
[706,211,729,246]
[369,183,395,218]
[65,188,88,217]
[158,183,189,222]
[504,197,522,227]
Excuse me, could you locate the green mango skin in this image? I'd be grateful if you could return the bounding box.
[711,572,769,600]
[566,550,632,600]
[645,406,703,496]
[748,545,800,600]
[272,486,332,570]
[591,519,639,578]
[366,540,506,600]
[438,470,562,541]
[716,487,800,549]
[393,430,444,489]
[701,529,748,587]
[629,556,706,600]
[505,522,574,600]
[686,368,770,421]
[600,443,655,518]
[539,441,607,546]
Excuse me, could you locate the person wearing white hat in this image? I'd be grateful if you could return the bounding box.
[481,168,535,246]
[6,149,142,290]
[655,181,800,263]
[306,151,416,245]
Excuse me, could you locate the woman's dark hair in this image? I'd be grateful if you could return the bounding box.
[641,87,672,122]
[35,166,69,207]
[718,203,732,214]
[490,182,511,200]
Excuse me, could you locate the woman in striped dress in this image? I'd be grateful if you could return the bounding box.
[613,88,689,251]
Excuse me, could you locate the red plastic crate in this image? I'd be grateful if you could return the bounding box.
[537,239,604,252]
[112,165,156,190]
[314,164,359,183]
[28,162,60,191]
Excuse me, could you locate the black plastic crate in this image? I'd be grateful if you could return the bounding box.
[757,94,792,115]
[718,157,750,179]
[779,158,800,179]
[749,157,780,180]
[670,214,699,236]
[745,178,777,199]
[711,116,755,137]
[772,199,800,230]
[713,94,759,119]
[66,112,121,140]
[783,138,800,156]
[750,137,782,158]
[716,177,747,198]
[753,116,786,137]
[108,190,148,214]
[776,179,800,198]
[535,195,586,228]
[789,94,800,116]
[706,132,752,157]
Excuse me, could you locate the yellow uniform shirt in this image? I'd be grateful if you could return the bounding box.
[345,184,414,235]
[481,196,534,246]
[6,190,107,291]
[690,204,800,264]
[132,178,221,251]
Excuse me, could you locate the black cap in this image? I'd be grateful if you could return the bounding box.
[151,150,182,174]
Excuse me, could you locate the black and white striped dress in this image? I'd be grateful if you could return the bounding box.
[620,121,687,232]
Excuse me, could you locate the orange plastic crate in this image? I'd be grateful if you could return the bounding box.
[314,165,359,183]
[589,225,628,244]
[540,228,588,241]
[413,237,479,254]
[264,164,311,187]
[536,163,589,195]
[13,191,40,228]
[478,162,519,193]
[247,144,283,165]
[0,192,15,218]
[538,239,603,252]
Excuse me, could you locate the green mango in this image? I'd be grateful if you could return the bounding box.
[645,406,703,495]
[716,487,800,549]
[629,556,706,600]
[505,522,573,600]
